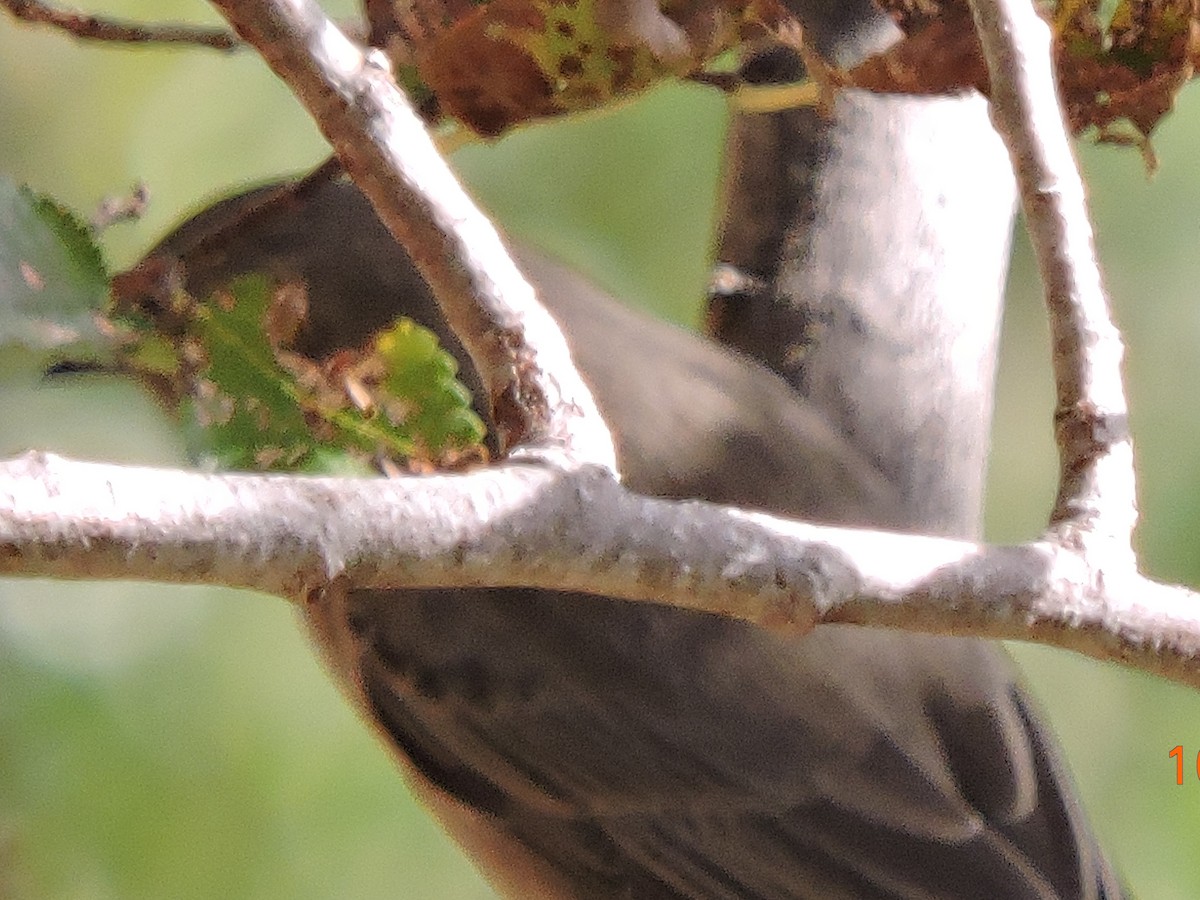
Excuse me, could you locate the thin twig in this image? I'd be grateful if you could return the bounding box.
[207,0,617,471]
[968,0,1138,558]
[1,0,242,50]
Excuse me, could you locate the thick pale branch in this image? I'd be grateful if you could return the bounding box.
[208,0,615,470]
[5,451,1200,687]
[968,0,1137,550]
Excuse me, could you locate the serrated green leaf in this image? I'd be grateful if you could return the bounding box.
[114,272,485,473]
[182,276,317,470]
[374,318,487,454]
[0,177,109,364]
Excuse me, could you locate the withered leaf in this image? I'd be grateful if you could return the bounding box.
[847,0,1199,155]
[382,0,794,135]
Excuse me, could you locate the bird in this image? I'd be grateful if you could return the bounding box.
[127,6,1126,895]
[139,155,1125,895]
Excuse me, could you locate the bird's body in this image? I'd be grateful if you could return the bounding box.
[145,5,1126,888]
[149,171,1124,898]
[299,248,1122,899]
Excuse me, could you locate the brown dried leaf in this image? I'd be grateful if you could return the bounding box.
[844,0,1198,149]
[1058,0,1200,144]
[376,0,794,135]
[844,9,985,95]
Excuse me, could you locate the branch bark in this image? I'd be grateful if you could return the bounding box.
[970,0,1138,555]
[1,0,242,50]
[4,450,1200,683]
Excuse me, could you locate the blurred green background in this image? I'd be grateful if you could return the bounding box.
[3,2,1200,897]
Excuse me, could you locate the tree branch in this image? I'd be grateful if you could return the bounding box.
[1,0,242,50]
[969,0,1138,557]
[4,450,1200,685]
[2,0,1198,699]
[208,0,615,469]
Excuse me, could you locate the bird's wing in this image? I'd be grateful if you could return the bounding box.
[332,587,1120,900]
[313,254,1120,900]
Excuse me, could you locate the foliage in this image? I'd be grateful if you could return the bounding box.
[376,0,796,134]
[375,0,1199,156]
[108,264,486,472]
[0,176,486,473]
[855,0,1199,160]
[0,177,109,366]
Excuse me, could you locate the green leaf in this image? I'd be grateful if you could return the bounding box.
[374,318,487,455]
[179,275,318,470]
[0,177,109,364]
[113,273,486,473]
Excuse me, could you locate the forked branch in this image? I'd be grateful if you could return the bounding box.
[3,0,1200,690]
